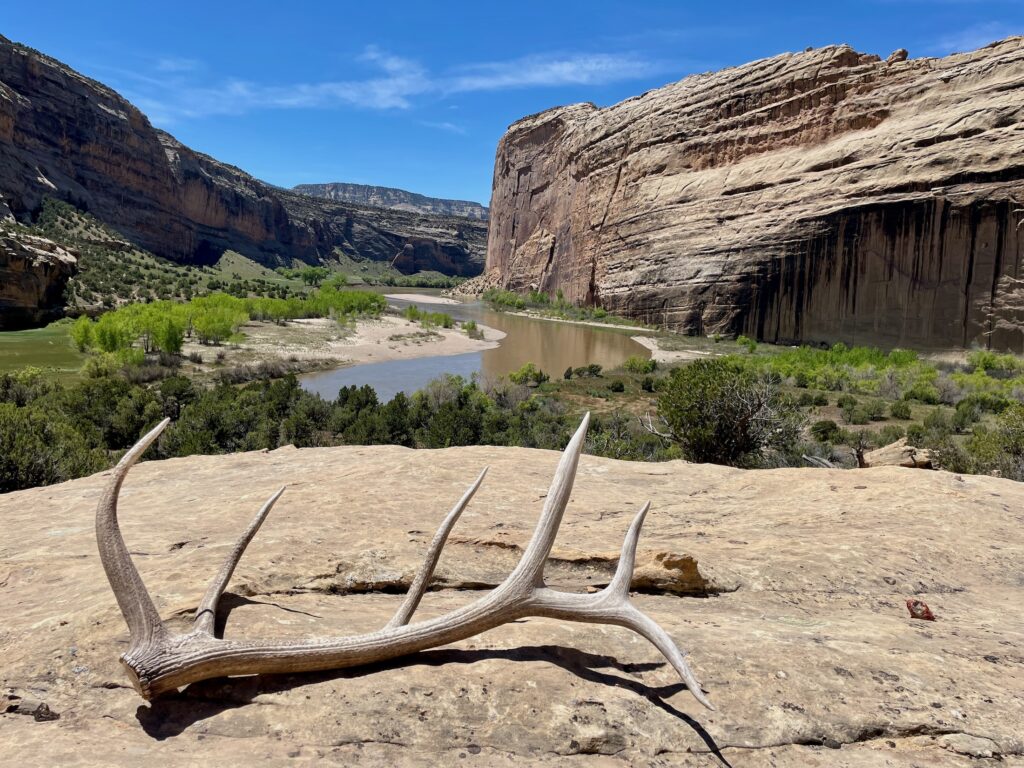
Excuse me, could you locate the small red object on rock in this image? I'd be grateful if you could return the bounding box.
[906,599,935,621]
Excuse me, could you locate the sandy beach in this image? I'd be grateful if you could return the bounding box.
[179,315,504,376]
[503,309,649,332]
[631,335,714,364]
[384,293,462,305]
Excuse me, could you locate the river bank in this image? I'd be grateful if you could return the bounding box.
[383,292,461,305]
[180,314,504,382]
[630,335,716,364]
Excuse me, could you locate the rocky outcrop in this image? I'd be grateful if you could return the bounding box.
[486,39,1024,351]
[862,438,934,469]
[0,229,76,329]
[0,36,486,275]
[296,182,489,220]
[1,444,1022,765]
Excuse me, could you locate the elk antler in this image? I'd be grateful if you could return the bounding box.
[96,414,713,709]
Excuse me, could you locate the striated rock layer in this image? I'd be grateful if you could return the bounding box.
[1,443,1022,765]
[295,182,489,220]
[0,36,486,275]
[486,39,1024,351]
[0,229,76,329]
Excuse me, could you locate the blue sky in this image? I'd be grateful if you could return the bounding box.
[4,1,1022,205]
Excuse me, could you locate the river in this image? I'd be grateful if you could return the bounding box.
[299,292,650,401]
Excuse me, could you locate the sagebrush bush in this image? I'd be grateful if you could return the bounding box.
[657,358,803,466]
[623,355,657,374]
[889,400,912,419]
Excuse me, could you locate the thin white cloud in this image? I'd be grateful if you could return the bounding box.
[106,46,666,125]
[926,21,1021,54]
[446,52,663,93]
[155,57,202,73]
[419,120,467,134]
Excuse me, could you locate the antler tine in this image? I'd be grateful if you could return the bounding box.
[95,418,170,647]
[528,501,715,710]
[605,503,713,709]
[194,486,286,635]
[616,605,715,710]
[387,467,488,628]
[508,412,590,587]
[605,501,650,597]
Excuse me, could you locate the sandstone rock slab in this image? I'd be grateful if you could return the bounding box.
[1,445,1022,764]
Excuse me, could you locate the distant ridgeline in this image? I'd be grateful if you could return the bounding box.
[0,35,486,328]
[295,183,489,221]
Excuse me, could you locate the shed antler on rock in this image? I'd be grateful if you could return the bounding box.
[97,414,713,709]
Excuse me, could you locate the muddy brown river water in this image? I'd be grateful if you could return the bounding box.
[299,292,650,401]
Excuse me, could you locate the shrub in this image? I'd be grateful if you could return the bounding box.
[866,399,887,421]
[0,403,108,492]
[877,424,906,444]
[70,315,94,351]
[836,394,857,410]
[508,363,549,388]
[923,408,950,430]
[890,400,912,420]
[93,313,132,352]
[906,423,926,444]
[846,407,870,425]
[810,419,841,443]
[957,392,1010,415]
[903,382,940,404]
[952,404,981,433]
[299,266,330,286]
[623,355,657,374]
[563,366,573,380]
[967,349,1021,374]
[482,288,526,310]
[152,316,185,354]
[572,363,604,379]
[641,375,655,393]
[838,395,859,424]
[657,358,803,466]
[736,335,757,354]
[608,380,625,393]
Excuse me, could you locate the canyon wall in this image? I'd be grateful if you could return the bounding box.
[0,230,76,329]
[295,182,489,220]
[0,36,486,275]
[485,40,1024,350]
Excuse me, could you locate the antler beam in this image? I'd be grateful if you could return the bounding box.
[96,415,713,709]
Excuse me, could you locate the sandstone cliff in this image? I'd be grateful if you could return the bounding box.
[0,228,76,329]
[1,444,1021,765]
[485,39,1024,351]
[295,182,489,220]
[0,36,486,275]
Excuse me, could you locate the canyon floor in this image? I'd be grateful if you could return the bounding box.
[1,443,1022,765]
